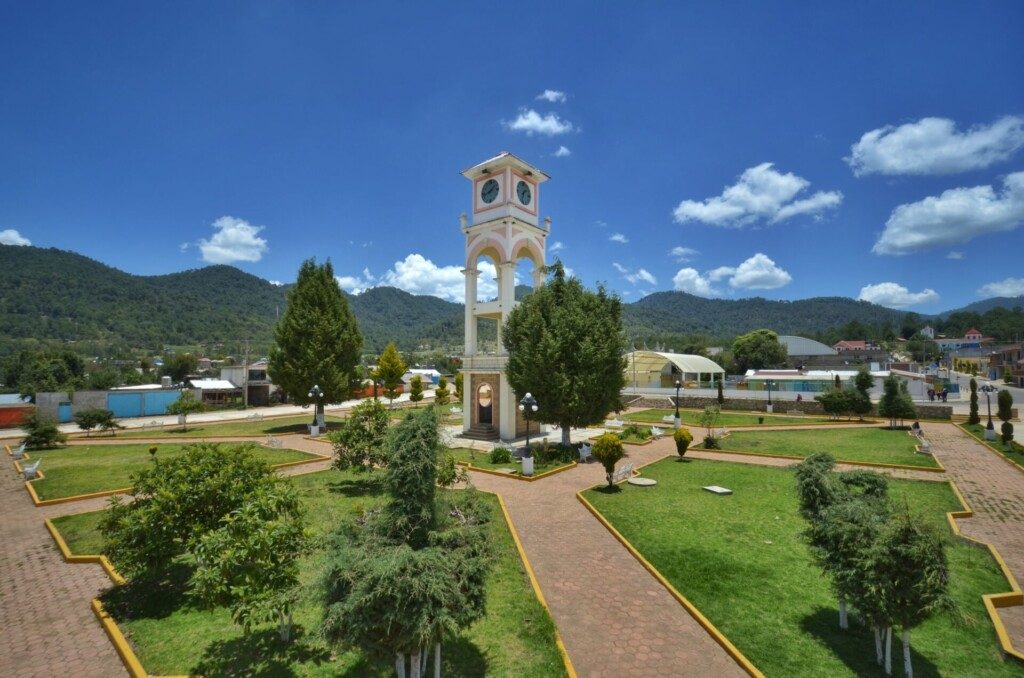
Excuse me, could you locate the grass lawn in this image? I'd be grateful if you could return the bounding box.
[115,414,347,438]
[449,447,574,477]
[28,444,318,500]
[709,426,938,469]
[584,458,1018,677]
[962,424,1024,469]
[51,470,566,677]
[625,408,844,427]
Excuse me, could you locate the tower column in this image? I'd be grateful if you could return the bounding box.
[532,266,545,289]
[463,268,478,355]
[498,261,516,310]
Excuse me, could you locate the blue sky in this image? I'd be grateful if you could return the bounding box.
[2,1,1023,312]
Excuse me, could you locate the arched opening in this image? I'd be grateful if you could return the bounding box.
[477,383,493,424]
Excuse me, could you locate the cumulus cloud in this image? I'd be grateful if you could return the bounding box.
[337,254,498,303]
[609,233,629,244]
[0,229,31,246]
[672,253,792,297]
[549,241,565,252]
[670,246,698,262]
[847,116,1024,176]
[198,216,268,264]
[504,109,574,136]
[613,262,657,286]
[336,268,376,295]
[858,282,940,308]
[946,251,964,260]
[553,145,571,157]
[977,277,1024,298]
[536,89,567,103]
[872,171,1024,254]
[673,163,842,227]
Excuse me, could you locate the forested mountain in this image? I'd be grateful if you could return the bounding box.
[938,296,1024,318]
[2,245,1022,358]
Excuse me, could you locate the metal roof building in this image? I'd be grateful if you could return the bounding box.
[778,335,837,357]
[624,351,725,389]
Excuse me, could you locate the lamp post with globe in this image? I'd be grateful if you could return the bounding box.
[981,383,998,440]
[308,384,325,435]
[519,393,538,477]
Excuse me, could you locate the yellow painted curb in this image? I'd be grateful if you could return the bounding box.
[694,446,946,474]
[92,599,148,677]
[457,459,577,482]
[575,477,763,677]
[956,423,1024,476]
[493,493,578,678]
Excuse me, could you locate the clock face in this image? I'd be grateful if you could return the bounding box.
[480,179,500,204]
[516,180,532,206]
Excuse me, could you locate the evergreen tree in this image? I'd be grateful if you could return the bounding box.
[716,379,725,404]
[434,376,450,408]
[454,373,464,404]
[268,259,362,409]
[878,374,903,429]
[968,378,981,425]
[22,412,68,449]
[731,329,788,372]
[998,389,1014,445]
[408,375,424,406]
[835,374,842,389]
[375,342,407,408]
[503,263,627,445]
[329,398,390,473]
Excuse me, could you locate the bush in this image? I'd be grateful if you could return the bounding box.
[703,435,720,449]
[490,446,513,464]
[673,427,693,459]
[534,443,575,465]
[620,423,651,442]
[329,398,390,473]
[592,433,625,487]
[1002,421,1015,446]
[22,412,67,449]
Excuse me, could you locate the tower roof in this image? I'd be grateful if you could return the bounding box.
[461,152,550,182]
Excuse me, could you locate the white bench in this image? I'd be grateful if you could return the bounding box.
[578,443,592,463]
[450,406,463,415]
[604,418,624,429]
[264,435,283,449]
[247,413,264,422]
[22,460,41,480]
[650,426,663,440]
[9,443,26,459]
[661,415,676,424]
[611,462,634,484]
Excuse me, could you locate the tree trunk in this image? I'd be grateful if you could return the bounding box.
[434,642,441,678]
[874,627,883,665]
[420,647,428,678]
[902,629,912,678]
[885,627,892,676]
[561,424,571,446]
[411,651,421,678]
[396,654,406,678]
[278,609,292,642]
[838,594,848,629]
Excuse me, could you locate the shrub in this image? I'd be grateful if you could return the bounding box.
[620,423,651,442]
[1002,421,1015,446]
[22,412,67,449]
[592,433,625,487]
[434,376,450,407]
[489,446,513,464]
[74,407,116,436]
[534,443,575,465]
[716,379,725,404]
[703,435,720,449]
[673,427,693,459]
[329,398,390,473]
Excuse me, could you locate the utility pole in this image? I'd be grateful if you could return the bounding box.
[243,339,250,409]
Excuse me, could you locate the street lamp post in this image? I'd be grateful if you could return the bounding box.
[518,393,538,477]
[674,380,682,428]
[981,384,997,440]
[308,384,324,434]
[766,380,776,413]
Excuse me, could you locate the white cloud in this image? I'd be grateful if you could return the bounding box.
[549,241,565,252]
[609,233,629,244]
[978,277,1024,298]
[670,246,698,262]
[858,282,940,308]
[672,253,792,297]
[198,216,268,264]
[504,109,574,136]
[872,171,1024,254]
[946,251,964,260]
[553,145,571,158]
[179,242,190,253]
[268,279,284,286]
[0,229,31,246]
[847,116,1024,176]
[673,163,842,227]
[613,262,656,286]
[673,268,720,298]
[338,254,500,303]
[536,89,567,103]
[336,268,376,295]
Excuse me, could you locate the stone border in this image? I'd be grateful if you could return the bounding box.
[45,482,578,678]
[458,459,578,482]
[955,423,1024,476]
[624,412,882,429]
[575,456,763,678]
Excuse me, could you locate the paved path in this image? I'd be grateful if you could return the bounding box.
[925,423,1024,650]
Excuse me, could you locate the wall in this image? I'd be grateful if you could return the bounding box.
[470,373,500,429]
[34,392,71,420]
[624,394,957,420]
[0,405,34,428]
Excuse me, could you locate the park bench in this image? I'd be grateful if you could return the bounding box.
[22,460,41,480]
[9,443,26,459]
[714,427,729,438]
[650,426,663,440]
[611,462,634,484]
[450,406,463,415]
[247,413,264,422]
[264,435,283,449]
[578,443,592,463]
[604,418,624,429]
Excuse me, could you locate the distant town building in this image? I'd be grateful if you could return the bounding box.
[920,325,935,339]
[934,329,992,352]
[989,344,1024,387]
[220,359,276,406]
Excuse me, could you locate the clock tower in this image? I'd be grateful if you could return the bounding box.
[460,152,550,442]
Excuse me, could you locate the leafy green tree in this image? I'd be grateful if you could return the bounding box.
[503,264,626,446]
[454,373,464,404]
[22,411,67,449]
[815,389,849,420]
[408,375,424,406]
[100,443,277,578]
[794,453,840,522]
[165,389,205,431]
[73,408,120,437]
[731,329,787,372]
[2,349,86,398]
[877,374,915,428]
[190,480,312,642]
[434,376,450,408]
[160,353,198,383]
[968,378,980,425]
[269,259,363,409]
[329,398,390,473]
[375,342,407,408]
[592,433,625,487]
[998,388,1014,445]
[698,405,721,448]
[85,366,123,390]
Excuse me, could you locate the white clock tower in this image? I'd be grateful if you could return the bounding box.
[460,152,550,441]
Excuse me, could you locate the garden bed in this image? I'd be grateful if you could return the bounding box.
[449,447,575,478]
[961,423,1024,470]
[700,427,940,469]
[50,469,567,677]
[624,408,849,427]
[583,458,1018,677]
[114,414,347,439]
[24,443,320,501]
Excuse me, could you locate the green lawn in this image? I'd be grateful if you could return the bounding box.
[584,458,1018,677]
[28,444,318,500]
[115,414,347,438]
[51,470,566,677]
[710,426,938,468]
[449,447,574,476]
[962,424,1024,469]
[625,408,844,427]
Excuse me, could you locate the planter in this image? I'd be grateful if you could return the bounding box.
[985,427,996,441]
[521,456,535,477]
[766,404,774,414]
[309,424,320,436]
